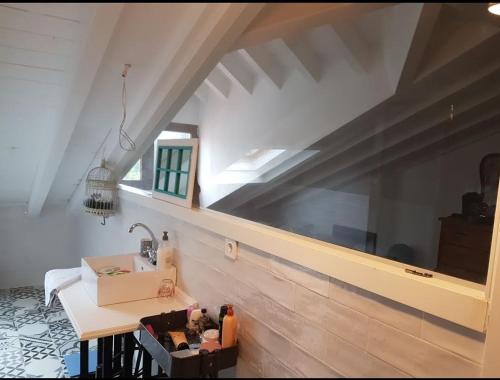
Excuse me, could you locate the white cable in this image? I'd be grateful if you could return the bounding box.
[119,64,135,152]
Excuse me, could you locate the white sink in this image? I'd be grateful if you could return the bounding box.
[81,253,177,306]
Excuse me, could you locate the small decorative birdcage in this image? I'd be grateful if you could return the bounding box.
[84,159,117,225]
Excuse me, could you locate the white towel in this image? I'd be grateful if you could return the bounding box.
[44,268,81,307]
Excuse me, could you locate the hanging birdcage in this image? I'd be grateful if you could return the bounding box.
[84,159,117,225]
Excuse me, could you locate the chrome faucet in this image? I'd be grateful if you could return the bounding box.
[128,223,158,264]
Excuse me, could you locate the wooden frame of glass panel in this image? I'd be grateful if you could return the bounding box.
[152,138,198,208]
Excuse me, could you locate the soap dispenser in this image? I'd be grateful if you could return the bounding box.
[156,231,173,271]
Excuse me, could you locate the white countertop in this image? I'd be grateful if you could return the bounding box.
[58,281,196,341]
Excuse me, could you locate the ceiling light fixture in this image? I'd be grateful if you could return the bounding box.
[118,63,136,152]
[488,3,500,15]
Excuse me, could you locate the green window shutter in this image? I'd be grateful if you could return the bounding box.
[154,146,192,199]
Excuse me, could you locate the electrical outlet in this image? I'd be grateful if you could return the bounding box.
[224,239,238,260]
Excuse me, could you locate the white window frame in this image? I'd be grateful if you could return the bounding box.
[118,180,500,333]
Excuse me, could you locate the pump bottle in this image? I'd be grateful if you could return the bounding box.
[157,231,173,271]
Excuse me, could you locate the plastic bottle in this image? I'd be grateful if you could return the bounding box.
[189,308,202,332]
[218,305,228,344]
[157,231,174,271]
[186,303,198,321]
[199,308,211,332]
[221,305,237,348]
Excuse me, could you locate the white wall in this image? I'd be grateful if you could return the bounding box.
[0,203,80,288]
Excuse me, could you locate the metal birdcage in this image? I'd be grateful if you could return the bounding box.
[84,159,117,225]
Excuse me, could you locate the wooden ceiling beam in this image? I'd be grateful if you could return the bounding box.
[331,21,372,74]
[95,4,265,185]
[27,4,123,216]
[396,4,442,91]
[194,81,210,103]
[240,45,284,89]
[218,51,255,94]
[232,3,394,51]
[205,66,231,98]
[281,35,321,82]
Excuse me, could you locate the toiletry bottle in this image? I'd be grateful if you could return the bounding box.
[221,305,237,348]
[189,308,202,332]
[187,303,198,321]
[199,308,210,332]
[218,305,228,343]
[157,231,174,271]
[168,331,190,351]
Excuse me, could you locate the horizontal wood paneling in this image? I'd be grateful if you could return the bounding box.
[170,216,484,376]
[0,6,83,39]
[0,28,75,56]
[104,195,490,377]
[0,4,91,23]
[119,188,488,332]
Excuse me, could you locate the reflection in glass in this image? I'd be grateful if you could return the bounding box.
[204,4,500,284]
[157,171,166,191]
[170,149,179,170]
[179,173,188,196]
[167,172,177,193]
[160,149,169,169]
[181,150,191,172]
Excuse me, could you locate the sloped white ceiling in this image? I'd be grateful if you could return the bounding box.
[3,3,499,212]
[0,4,96,204]
[47,3,205,204]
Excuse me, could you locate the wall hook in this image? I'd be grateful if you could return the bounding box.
[101,216,106,226]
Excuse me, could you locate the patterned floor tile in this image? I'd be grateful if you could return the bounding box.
[44,309,67,324]
[0,289,10,301]
[0,350,25,378]
[19,335,59,365]
[14,309,46,329]
[0,286,84,378]
[9,286,37,300]
[18,323,50,339]
[0,328,22,355]
[57,339,80,357]
[0,317,16,331]
[12,297,40,311]
[24,356,66,378]
[49,324,77,349]
[0,299,19,319]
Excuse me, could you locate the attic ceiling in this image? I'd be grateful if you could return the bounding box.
[0,3,96,204]
[202,3,500,212]
[0,3,498,215]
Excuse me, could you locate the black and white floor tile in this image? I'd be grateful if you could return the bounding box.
[0,286,80,378]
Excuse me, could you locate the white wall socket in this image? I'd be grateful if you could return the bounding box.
[224,238,238,260]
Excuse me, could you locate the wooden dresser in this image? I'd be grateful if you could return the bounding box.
[436,215,493,283]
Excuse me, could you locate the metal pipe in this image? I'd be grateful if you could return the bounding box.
[128,223,158,251]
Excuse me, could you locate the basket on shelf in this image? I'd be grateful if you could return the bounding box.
[83,159,117,225]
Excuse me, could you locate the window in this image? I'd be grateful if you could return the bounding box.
[195,4,500,286]
[118,4,500,331]
[154,146,192,198]
[119,124,196,192]
[152,138,199,208]
[122,158,141,181]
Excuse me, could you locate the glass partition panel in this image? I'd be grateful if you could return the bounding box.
[202,3,500,284]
